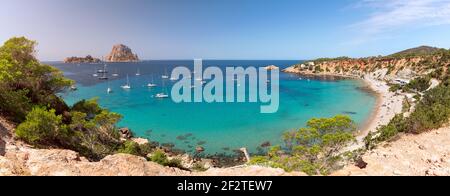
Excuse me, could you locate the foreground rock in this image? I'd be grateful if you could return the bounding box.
[64,55,101,63]
[0,116,304,176]
[334,126,450,176]
[105,44,139,62]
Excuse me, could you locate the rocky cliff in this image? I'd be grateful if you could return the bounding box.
[284,48,449,81]
[64,55,101,63]
[105,44,139,62]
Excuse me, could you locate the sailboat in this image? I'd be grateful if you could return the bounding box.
[147,75,157,87]
[93,68,99,77]
[161,68,169,79]
[121,74,131,89]
[112,69,119,77]
[136,68,141,76]
[99,64,109,80]
[107,82,113,94]
[155,79,169,98]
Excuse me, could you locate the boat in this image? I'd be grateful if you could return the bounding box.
[98,64,109,80]
[93,68,99,77]
[97,64,108,73]
[155,79,169,98]
[112,69,119,77]
[121,75,131,89]
[161,68,169,79]
[147,75,157,87]
[70,85,78,91]
[136,69,141,76]
[155,93,169,98]
[107,87,113,94]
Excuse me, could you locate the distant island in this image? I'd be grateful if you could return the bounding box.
[64,44,140,63]
[105,44,140,62]
[64,55,101,63]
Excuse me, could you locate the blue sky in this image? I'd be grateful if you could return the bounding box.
[1,0,450,60]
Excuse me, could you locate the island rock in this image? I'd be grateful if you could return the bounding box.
[64,55,101,63]
[105,44,140,62]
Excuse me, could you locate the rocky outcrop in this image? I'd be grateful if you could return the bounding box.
[0,116,305,176]
[284,53,448,82]
[264,65,279,70]
[105,44,139,62]
[64,55,101,63]
[334,126,450,176]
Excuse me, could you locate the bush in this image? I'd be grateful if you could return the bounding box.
[149,150,169,165]
[253,115,356,175]
[16,107,67,145]
[405,76,431,92]
[117,141,141,156]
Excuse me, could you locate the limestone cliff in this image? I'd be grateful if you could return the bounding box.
[105,44,139,62]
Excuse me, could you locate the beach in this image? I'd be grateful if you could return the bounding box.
[356,74,406,141]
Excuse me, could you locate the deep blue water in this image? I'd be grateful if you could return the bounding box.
[51,60,376,155]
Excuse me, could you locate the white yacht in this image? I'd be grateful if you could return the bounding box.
[147,75,157,87]
[161,68,169,79]
[121,75,131,89]
[155,80,169,98]
[136,69,141,76]
[112,69,119,77]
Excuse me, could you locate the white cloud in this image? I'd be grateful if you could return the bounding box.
[348,0,450,44]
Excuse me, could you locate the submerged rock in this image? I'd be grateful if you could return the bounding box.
[196,146,205,153]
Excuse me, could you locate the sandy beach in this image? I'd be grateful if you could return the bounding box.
[284,67,407,143]
[356,75,406,142]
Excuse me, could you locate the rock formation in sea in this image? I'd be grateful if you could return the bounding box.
[64,55,101,63]
[105,44,140,62]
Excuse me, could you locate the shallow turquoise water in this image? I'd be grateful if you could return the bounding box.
[54,60,376,155]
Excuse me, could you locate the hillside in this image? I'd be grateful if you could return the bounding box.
[390,46,442,57]
[284,47,450,82]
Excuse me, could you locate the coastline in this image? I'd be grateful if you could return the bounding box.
[283,67,405,144]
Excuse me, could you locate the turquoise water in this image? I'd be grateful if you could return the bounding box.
[53,60,376,155]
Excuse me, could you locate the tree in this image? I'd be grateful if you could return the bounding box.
[252,115,356,175]
[0,37,73,121]
[15,107,67,145]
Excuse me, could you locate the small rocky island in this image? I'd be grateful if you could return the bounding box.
[105,44,140,62]
[64,55,101,63]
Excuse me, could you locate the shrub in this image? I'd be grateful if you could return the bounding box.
[117,141,141,156]
[191,162,208,172]
[253,115,356,175]
[149,150,169,165]
[16,107,67,145]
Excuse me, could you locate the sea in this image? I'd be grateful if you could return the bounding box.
[51,60,376,156]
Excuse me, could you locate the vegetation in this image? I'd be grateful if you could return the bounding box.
[0,37,73,122]
[250,115,356,175]
[389,46,441,58]
[365,79,450,148]
[0,37,149,161]
[149,150,185,169]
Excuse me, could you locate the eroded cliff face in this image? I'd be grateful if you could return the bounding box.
[105,44,139,62]
[284,55,448,80]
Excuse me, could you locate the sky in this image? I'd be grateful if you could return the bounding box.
[1,0,450,61]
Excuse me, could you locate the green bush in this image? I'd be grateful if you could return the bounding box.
[16,107,67,145]
[149,150,169,165]
[253,115,356,175]
[117,141,141,156]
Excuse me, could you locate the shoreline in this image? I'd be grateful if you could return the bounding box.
[283,68,405,143]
